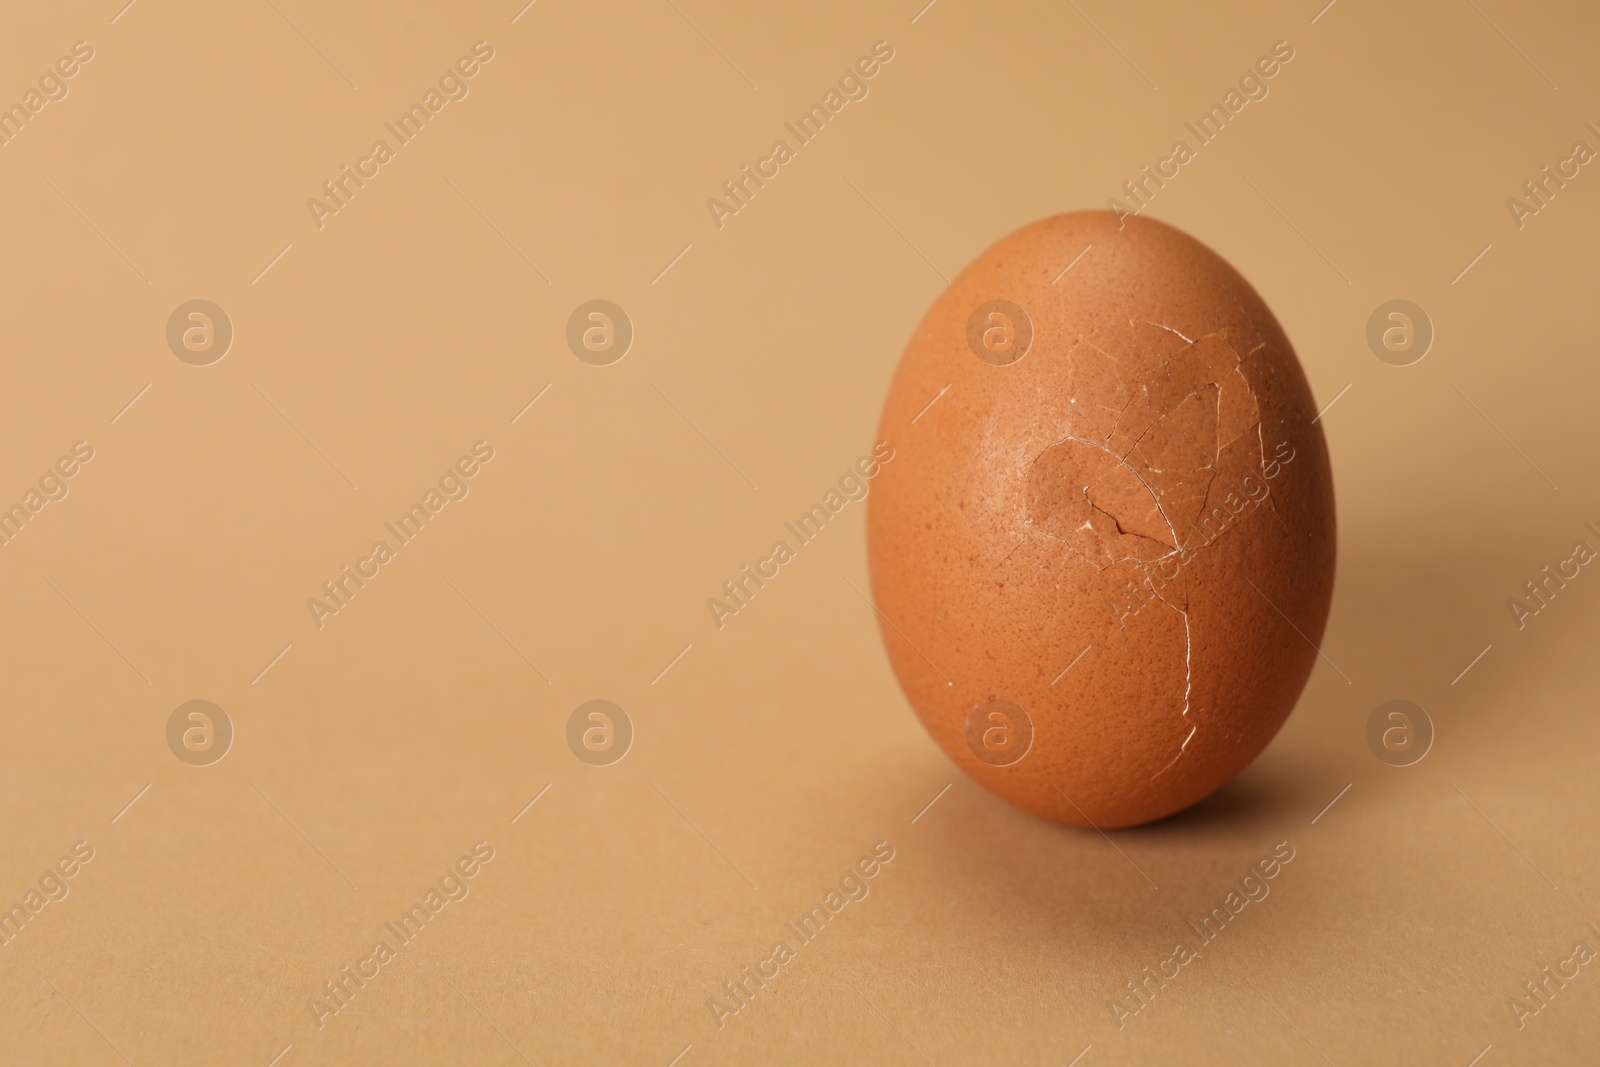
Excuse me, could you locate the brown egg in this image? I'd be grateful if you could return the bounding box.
[867,211,1335,829]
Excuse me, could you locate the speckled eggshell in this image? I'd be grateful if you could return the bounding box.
[867,211,1336,829]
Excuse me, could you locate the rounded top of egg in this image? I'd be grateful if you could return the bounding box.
[867,211,1336,828]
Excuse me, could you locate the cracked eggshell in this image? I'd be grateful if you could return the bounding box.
[867,211,1335,829]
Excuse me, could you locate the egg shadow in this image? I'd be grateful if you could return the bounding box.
[879,752,1307,951]
[1123,756,1306,841]
[850,742,1324,1032]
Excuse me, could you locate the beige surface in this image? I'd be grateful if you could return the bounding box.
[1,1,1598,1064]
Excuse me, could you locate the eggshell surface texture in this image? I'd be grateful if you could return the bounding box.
[867,212,1335,829]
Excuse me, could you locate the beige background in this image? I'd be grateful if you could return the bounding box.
[1,0,1598,1063]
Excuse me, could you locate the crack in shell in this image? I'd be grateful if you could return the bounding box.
[1021,322,1269,779]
